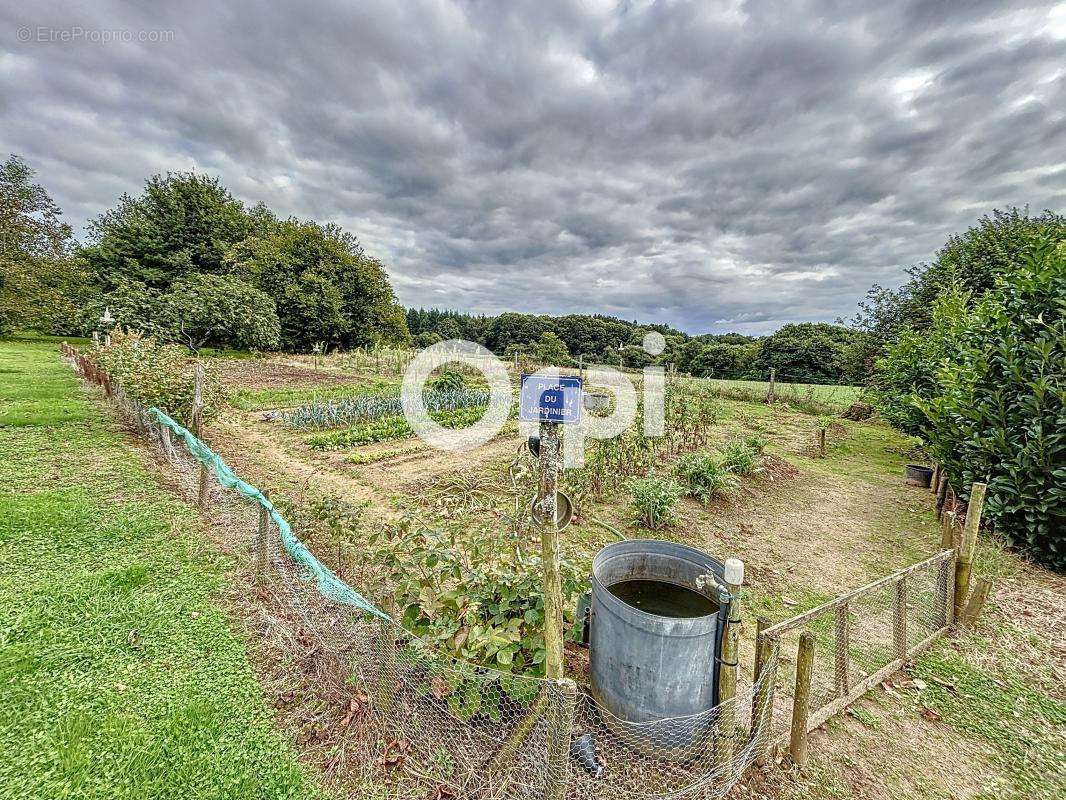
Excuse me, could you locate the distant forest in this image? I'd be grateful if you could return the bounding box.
[405,308,870,385]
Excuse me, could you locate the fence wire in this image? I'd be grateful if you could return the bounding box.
[65,346,780,800]
[759,549,954,746]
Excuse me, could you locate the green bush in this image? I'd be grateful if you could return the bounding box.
[675,452,740,503]
[627,474,684,529]
[92,329,225,426]
[371,521,582,679]
[718,435,767,476]
[430,367,467,393]
[918,238,1065,570]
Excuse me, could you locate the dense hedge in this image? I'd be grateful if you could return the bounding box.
[917,239,1064,570]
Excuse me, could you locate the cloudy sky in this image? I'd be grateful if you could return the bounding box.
[2,1,1064,333]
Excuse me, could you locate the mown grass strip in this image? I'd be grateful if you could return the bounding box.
[0,336,315,800]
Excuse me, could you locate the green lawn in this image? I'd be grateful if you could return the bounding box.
[0,337,315,799]
[702,377,861,414]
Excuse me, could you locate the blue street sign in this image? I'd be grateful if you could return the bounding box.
[519,375,583,424]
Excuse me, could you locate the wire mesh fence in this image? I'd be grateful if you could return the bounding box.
[64,344,781,800]
[758,549,955,749]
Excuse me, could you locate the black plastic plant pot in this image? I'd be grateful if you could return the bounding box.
[904,464,934,488]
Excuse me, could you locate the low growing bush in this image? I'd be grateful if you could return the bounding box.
[627,474,684,529]
[675,452,740,503]
[92,329,225,425]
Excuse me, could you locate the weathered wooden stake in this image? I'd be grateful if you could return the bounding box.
[953,482,987,619]
[257,491,270,580]
[930,464,941,494]
[834,603,850,697]
[789,631,815,767]
[935,476,949,520]
[538,420,565,680]
[751,618,775,763]
[375,597,398,715]
[191,362,210,509]
[817,427,827,457]
[893,576,908,660]
[545,678,578,800]
[767,368,776,403]
[715,560,744,775]
[960,577,993,628]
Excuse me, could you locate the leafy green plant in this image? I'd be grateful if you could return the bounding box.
[675,452,740,503]
[718,435,766,477]
[918,237,1065,570]
[627,474,684,529]
[91,328,226,426]
[370,520,582,678]
[430,367,467,392]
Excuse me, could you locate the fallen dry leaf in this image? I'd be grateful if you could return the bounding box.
[919,706,942,722]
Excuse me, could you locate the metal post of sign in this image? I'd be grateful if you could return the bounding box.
[538,419,565,680]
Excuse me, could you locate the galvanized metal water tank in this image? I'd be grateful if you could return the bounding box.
[589,539,726,744]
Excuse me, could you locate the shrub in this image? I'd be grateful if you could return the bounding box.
[718,435,766,477]
[92,329,225,425]
[675,452,740,503]
[627,474,684,529]
[430,367,467,393]
[371,521,582,679]
[919,238,1065,570]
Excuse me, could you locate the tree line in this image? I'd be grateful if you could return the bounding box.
[0,155,408,352]
[1,153,868,384]
[406,309,869,384]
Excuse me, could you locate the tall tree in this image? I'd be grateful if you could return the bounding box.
[80,172,252,291]
[227,217,408,351]
[0,155,87,333]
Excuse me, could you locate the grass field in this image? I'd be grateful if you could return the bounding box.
[701,377,862,414]
[0,337,314,799]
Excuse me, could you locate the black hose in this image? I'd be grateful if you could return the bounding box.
[712,587,732,708]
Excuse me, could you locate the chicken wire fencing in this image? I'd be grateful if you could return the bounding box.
[758,549,955,748]
[65,347,781,800]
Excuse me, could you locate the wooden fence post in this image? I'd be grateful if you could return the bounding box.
[767,368,776,404]
[375,597,398,716]
[545,678,578,800]
[893,576,908,660]
[817,427,827,457]
[834,603,850,697]
[960,577,993,628]
[789,631,815,767]
[953,482,986,619]
[751,619,775,764]
[189,362,211,509]
[935,476,949,520]
[257,491,270,580]
[930,464,941,494]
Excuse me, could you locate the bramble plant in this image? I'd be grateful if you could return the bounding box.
[91,328,225,426]
[627,474,684,529]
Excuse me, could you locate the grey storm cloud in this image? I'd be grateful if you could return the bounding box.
[2,0,1064,333]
